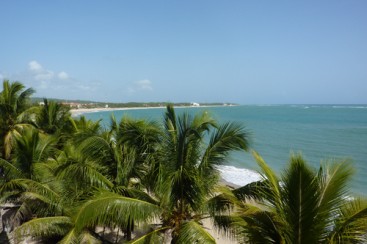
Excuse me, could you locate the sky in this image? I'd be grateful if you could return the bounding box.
[1,1,366,104]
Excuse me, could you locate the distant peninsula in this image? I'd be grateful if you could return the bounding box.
[31,97,237,109]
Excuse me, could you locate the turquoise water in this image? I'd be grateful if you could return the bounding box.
[83,105,367,195]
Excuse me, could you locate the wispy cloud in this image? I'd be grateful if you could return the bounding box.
[34,71,54,81]
[128,79,153,93]
[3,61,101,100]
[28,60,55,81]
[58,71,69,80]
[28,60,43,72]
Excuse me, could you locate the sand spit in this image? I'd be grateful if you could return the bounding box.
[70,106,165,117]
[70,105,233,117]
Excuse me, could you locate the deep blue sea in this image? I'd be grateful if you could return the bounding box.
[83,105,367,196]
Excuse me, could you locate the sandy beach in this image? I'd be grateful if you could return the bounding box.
[70,106,166,117]
[70,105,232,117]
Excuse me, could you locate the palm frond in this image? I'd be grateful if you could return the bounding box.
[175,220,215,244]
[239,210,284,244]
[317,159,354,221]
[77,135,112,161]
[14,216,72,242]
[0,158,24,179]
[74,191,161,232]
[58,228,78,244]
[280,154,321,243]
[232,180,267,201]
[0,179,28,197]
[329,198,367,243]
[56,157,113,190]
[199,122,250,189]
[128,226,168,244]
[164,104,177,133]
[252,151,281,208]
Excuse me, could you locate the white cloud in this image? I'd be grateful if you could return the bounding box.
[3,61,102,100]
[58,71,69,80]
[28,60,43,72]
[28,60,55,81]
[128,79,153,94]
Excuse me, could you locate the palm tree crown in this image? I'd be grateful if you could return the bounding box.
[0,80,35,159]
[218,152,367,244]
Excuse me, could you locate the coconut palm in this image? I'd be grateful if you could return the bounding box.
[114,116,162,188]
[0,80,35,159]
[35,98,72,135]
[54,115,162,241]
[17,129,160,243]
[0,128,61,231]
[150,105,249,243]
[70,105,250,243]
[216,152,367,244]
[13,190,161,243]
[68,115,102,145]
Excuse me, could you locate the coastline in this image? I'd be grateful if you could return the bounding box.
[70,105,236,117]
[70,106,166,117]
[70,105,261,190]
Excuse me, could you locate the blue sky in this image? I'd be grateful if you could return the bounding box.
[1,1,366,104]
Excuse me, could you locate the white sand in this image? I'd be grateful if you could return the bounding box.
[70,105,226,117]
[70,106,166,117]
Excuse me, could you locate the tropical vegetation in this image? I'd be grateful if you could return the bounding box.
[0,80,366,243]
[212,152,367,243]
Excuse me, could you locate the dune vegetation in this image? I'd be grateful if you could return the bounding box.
[0,80,367,243]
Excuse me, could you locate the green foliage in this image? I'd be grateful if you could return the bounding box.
[74,191,162,232]
[220,152,367,244]
[14,216,73,242]
[35,98,71,135]
[0,80,35,158]
[2,81,366,243]
[175,220,216,244]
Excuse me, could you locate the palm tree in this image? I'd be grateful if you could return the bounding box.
[35,98,72,135]
[151,105,250,243]
[40,106,252,243]
[0,80,35,159]
[216,152,367,243]
[12,117,161,242]
[68,115,102,145]
[55,115,162,241]
[0,128,60,231]
[13,190,161,243]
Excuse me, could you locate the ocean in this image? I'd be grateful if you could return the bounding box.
[83,105,367,196]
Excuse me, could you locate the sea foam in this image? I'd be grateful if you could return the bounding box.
[217,165,262,187]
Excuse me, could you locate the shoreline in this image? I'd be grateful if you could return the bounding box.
[70,105,236,117]
[70,106,261,191]
[70,106,165,117]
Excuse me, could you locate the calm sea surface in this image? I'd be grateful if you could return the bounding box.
[83,105,367,195]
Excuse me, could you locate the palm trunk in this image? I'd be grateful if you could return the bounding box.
[126,216,134,241]
[115,227,119,243]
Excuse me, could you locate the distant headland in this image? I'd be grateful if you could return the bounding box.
[31,97,237,109]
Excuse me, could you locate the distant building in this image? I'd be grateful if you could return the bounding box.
[39,102,45,106]
[105,104,109,108]
[191,102,200,107]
